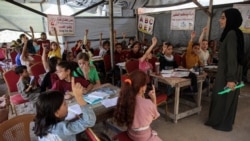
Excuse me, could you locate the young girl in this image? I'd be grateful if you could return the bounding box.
[127,41,142,60]
[20,37,35,71]
[34,77,96,141]
[159,43,178,70]
[138,37,157,73]
[73,52,101,89]
[48,28,62,59]
[114,70,162,141]
[72,40,83,57]
[52,61,93,99]
[48,41,62,59]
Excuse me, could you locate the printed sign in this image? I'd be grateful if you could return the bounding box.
[233,4,250,33]
[138,15,155,35]
[47,15,75,36]
[170,9,195,30]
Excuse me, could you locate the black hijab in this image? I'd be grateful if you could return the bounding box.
[220,8,244,65]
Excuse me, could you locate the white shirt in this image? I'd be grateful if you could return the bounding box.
[198,49,210,66]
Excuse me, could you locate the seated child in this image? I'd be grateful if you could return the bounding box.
[185,31,203,69]
[138,37,157,73]
[52,61,93,99]
[159,43,178,70]
[73,53,101,89]
[48,41,62,59]
[114,70,162,141]
[198,27,210,66]
[34,77,96,141]
[15,65,40,101]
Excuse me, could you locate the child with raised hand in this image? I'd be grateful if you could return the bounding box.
[198,27,211,66]
[34,77,96,141]
[15,65,40,101]
[114,70,162,141]
[159,42,179,70]
[185,31,203,69]
[138,36,157,73]
[48,28,62,59]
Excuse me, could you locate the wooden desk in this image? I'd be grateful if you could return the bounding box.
[150,73,206,123]
[67,83,120,123]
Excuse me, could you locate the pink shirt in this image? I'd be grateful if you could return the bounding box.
[131,95,160,129]
[139,60,152,73]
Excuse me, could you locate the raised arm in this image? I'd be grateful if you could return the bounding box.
[122,32,126,41]
[113,30,117,44]
[199,27,207,45]
[187,31,196,54]
[41,44,49,71]
[99,32,103,48]
[30,26,35,41]
[54,27,60,47]
[30,26,38,46]
[139,37,157,62]
[21,37,28,61]
[83,29,88,45]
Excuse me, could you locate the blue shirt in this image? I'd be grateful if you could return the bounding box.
[38,105,96,141]
[15,53,22,66]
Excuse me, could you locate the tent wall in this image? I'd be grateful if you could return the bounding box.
[65,17,136,49]
[142,6,250,54]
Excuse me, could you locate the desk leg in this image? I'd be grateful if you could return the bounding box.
[153,77,158,90]
[174,86,180,123]
[119,67,123,76]
[197,81,203,114]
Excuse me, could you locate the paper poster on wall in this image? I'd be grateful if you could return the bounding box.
[170,9,195,30]
[47,15,75,36]
[138,15,155,35]
[233,4,250,33]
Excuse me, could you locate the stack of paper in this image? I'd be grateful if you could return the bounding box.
[161,69,174,74]
[172,71,190,77]
[65,104,82,120]
[87,91,110,99]
[101,97,118,108]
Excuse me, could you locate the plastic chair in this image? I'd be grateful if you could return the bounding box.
[174,53,183,66]
[0,114,35,141]
[32,54,42,63]
[30,62,46,85]
[3,69,29,115]
[93,49,100,56]
[181,53,187,68]
[125,60,139,74]
[103,54,112,81]
[84,128,101,141]
[10,51,17,65]
[113,131,133,141]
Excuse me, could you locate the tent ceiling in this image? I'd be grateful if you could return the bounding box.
[0,0,248,32]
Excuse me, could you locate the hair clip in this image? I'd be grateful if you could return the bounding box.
[124,79,132,85]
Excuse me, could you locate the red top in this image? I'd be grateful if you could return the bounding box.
[52,77,90,94]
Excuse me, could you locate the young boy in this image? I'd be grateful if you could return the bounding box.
[15,65,40,101]
[185,31,203,69]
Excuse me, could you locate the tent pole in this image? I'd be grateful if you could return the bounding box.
[207,0,213,41]
[109,0,115,84]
